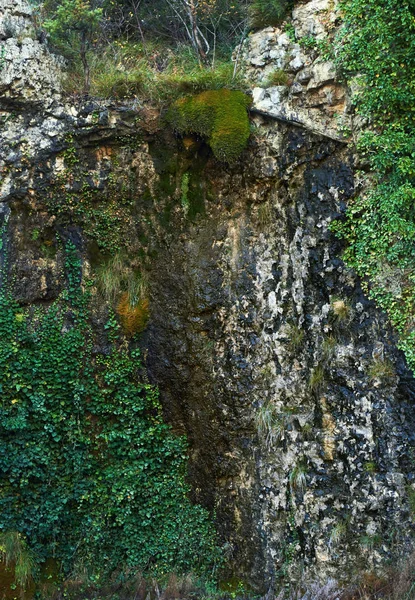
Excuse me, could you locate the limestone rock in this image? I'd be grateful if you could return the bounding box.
[0,0,62,104]
[242,0,350,141]
[292,0,338,40]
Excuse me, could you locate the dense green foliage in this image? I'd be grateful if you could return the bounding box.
[248,0,290,29]
[168,89,251,162]
[36,0,290,99]
[0,241,220,587]
[332,0,415,370]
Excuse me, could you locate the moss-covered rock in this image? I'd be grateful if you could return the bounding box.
[167,89,251,164]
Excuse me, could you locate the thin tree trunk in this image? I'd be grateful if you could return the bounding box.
[131,0,146,50]
[183,0,207,63]
[80,32,90,94]
[166,0,193,48]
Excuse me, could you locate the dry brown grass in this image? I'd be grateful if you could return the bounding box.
[340,552,415,600]
[117,293,150,336]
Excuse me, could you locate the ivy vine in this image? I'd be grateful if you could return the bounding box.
[0,240,221,588]
[331,0,415,370]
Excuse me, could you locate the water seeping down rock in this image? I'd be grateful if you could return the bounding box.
[1,0,415,593]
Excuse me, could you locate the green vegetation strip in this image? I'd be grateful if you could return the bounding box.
[0,241,220,588]
[331,0,415,370]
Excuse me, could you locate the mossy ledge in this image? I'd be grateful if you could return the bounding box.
[167,89,251,164]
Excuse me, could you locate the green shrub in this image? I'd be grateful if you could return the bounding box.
[248,0,290,30]
[167,89,251,163]
[42,0,103,92]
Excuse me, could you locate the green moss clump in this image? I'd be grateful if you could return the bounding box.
[167,89,251,164]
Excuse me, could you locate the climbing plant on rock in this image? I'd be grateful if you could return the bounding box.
[0,240,221,587]
[331,0,415,370]
[167,89,251,163]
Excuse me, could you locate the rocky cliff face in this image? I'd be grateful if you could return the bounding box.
[1,0,415,594]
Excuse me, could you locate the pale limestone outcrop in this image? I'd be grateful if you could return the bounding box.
[0,0,62,104]
[292,0,338,39]
[242,0,349,141]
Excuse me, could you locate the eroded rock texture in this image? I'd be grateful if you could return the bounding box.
[146,120,415,589]
[1,0,415,594]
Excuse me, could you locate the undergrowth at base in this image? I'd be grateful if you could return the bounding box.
[331,0,415,371]
[0,240,221,592]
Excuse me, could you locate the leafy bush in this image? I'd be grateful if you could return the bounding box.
[248,0,290,30]
[42,0,103,92]
[0,242,221,587]
[167,89,251,163]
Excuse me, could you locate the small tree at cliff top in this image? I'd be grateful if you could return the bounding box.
[43,0,103,93]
